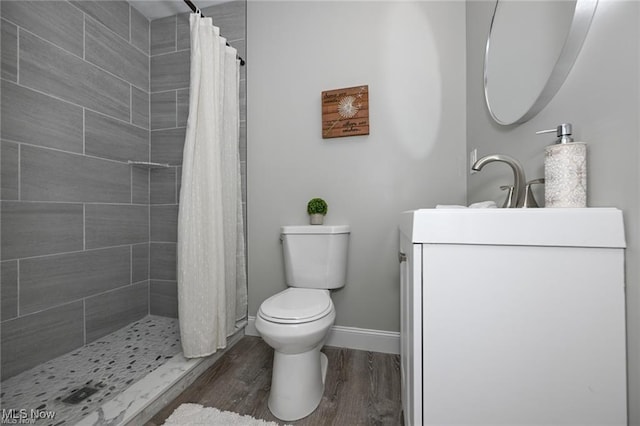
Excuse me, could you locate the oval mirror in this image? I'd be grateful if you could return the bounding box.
[484,0,598,126]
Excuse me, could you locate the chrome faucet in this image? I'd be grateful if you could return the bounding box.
[472,154,526,208]
[499,185,515,208]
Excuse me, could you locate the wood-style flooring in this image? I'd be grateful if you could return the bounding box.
[147,336,403,425]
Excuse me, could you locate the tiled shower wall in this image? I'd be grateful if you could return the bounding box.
[0,0,247,381]
[148,1,247,317]
[0,1,151,380]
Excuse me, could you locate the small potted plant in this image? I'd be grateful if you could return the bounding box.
[307,197,328,225]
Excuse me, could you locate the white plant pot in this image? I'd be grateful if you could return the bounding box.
[309,214,324,225]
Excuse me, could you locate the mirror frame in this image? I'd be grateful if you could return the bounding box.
[484,0,598,126]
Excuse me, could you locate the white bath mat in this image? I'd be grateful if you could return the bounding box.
[163,403,286,425]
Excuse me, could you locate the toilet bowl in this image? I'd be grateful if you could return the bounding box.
[255,288,335,421]
[255,225,350,422]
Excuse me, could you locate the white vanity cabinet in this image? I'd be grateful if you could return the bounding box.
[399,208,627,426]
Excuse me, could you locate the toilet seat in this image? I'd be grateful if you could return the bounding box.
[259,288,333,324]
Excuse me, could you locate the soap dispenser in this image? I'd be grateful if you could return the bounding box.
[536,123,587,208]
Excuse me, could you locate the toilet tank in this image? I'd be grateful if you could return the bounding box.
[281,225,350,289]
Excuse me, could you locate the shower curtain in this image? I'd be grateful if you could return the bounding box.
[177,13,247,358]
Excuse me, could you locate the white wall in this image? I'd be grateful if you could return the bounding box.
[466,1,640,423]
[247,1,466,331]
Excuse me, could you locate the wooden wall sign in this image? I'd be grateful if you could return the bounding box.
[322,85,369,139]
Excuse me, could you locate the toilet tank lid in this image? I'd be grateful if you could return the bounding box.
[281,225,350,234]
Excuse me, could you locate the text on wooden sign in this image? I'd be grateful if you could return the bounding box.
[322,85,369,139]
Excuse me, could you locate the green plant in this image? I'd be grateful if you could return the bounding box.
[307,198,328,216]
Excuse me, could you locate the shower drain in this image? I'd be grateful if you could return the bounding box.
[61,386,98,405]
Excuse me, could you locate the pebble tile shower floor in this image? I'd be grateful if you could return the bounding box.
[0,315,181,425]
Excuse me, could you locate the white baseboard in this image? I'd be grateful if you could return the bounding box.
[246,316,399,355]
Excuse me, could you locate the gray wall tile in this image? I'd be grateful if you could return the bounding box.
[241,162,247,205]
[176,13,190,51]
[132,243,149,283]
[236,39,246,64]
[240,160,246,198]
[19,30,130,122]
[70,0,129,41]
[1,1,84,57]
[85,110,149,163]
[1,80,83,153]
[240,79,246,121]
[85,282,149,343]
[177,0,246,80]
[130,5,149,54]
[151,91,177,130]
[239,121,247,160]
[150,243,176,280]
[132,86,150,129]
[0,0,157,374]
[1,201,83,260]
[177,166,182,200]
[1,142,18,200]
[85,204,149,249]
[175,5,245,62]
[132,166,150,204]
[150,280,178,318]
[1,260,18,320]
[1,19,17,81]
[150,167,176,204]
[202,0,246,42]
[150,15,176,56]
[151,205,178,242]
[151,50,190,92]
[19,246,131,314]
[151,128,186,165]
[1,301,84,380]
[0,0,243,374]
[177,88,189,127]
[85,16,149,90]
[21,145,131,203]
[242,201,247,239]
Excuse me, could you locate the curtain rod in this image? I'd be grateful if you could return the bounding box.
[183,0,246,66]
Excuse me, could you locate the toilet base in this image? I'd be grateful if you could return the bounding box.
[267,346,328,421]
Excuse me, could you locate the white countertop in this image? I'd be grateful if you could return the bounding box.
[399,208,626,248]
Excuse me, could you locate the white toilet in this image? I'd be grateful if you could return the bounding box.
[255,225,350,421]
